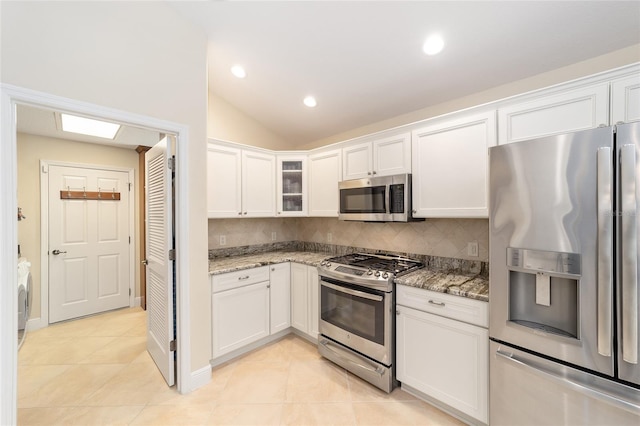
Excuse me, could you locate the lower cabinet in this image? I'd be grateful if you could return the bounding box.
[290,262,319,340]
[212,280,270,358]
[269,263,291,334]
[396,285,488,424]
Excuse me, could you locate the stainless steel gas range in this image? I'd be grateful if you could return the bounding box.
[317,253,424,392]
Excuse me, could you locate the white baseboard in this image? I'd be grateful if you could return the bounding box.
[25,317,46,332]
[188,364,212,393]
[133,297,142,307]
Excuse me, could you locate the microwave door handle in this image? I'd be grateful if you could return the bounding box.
[597,147,613,357]
[620,144,638,364]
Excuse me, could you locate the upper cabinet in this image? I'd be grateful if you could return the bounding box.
[308,148,342,217]
[276,155,307,217]
[611,74,640,124]
[412,110,496,218]
[342,132,411,180]
[207,141,276,218]
[498,82,610,144]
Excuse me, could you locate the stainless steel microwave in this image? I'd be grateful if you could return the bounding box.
[338,174,420,222]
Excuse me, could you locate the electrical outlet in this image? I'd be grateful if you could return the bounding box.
[271,231,277,241]
[467,241,479,257]
[219,235,226,246]
[327,233,332,243]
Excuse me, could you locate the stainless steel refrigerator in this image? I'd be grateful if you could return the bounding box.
[489,122,640,425]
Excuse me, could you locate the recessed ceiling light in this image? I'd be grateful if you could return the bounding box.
[303,96,317,108]
[231,65,247,79]
[423,34,444,56]
[60,113,121,139]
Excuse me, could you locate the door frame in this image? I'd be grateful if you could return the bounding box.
[0,83,194,425]
[40,161,136,326]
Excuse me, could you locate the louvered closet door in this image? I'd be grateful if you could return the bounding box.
[145,136,175,386]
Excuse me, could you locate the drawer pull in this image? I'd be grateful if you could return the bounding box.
[238,275,250,280]
[428,300,445,307]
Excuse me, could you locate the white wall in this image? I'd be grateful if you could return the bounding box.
[1,0,209,379]
[208,92,289,150]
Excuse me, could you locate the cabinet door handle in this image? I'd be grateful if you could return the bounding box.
[238,275,250,281]
[428,300,445,307]
[372,171,377,175]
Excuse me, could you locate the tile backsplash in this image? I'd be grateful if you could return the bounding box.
[209,217,488,262]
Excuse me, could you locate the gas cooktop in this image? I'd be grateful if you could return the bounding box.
[319,253,424,291]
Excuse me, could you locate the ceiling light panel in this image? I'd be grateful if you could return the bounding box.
[231,65,247,78]
[303,96,317,108]
[60,113,121,139]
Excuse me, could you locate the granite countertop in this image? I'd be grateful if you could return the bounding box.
[209,251,330,275]
[209,249,489,302]
[395,269,489,302]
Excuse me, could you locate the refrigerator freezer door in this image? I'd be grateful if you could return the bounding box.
[489,126,615,375]
[617,121,640,386]
[490,341,640,426]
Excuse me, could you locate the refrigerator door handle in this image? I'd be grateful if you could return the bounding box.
[597,147,613,357]
[620,143,638,364]
[495,349,640,415]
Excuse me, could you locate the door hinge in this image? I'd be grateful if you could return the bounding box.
[168,157,175,171]
[128,182,132,191]
[129,236,131,244]
[168,249,176,261]
[169,339,177,352]
[129,288,131,296]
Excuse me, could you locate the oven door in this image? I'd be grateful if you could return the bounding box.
[319,276,392,365]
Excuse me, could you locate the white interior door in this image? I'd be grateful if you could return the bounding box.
[48,165,130,323]
[145,136,176,386]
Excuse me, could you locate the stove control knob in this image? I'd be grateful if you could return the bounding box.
[382,272,389,279]
[367,270,373,275]
[326,262,331,267]
[374,271,381,277]
[320,261,326,266]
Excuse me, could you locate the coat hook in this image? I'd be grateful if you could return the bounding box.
[98,187,102,199]
[83,187,87,198]
[112,188,115,199]
[67,186,71,197]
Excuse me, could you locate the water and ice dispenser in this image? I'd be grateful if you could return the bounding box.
[507,248,581,339]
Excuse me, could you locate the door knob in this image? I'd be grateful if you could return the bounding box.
[52,249,67,255]
[142,259,149,265]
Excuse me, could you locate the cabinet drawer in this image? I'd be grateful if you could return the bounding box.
[397,284,488,328]
[212,266,270,293]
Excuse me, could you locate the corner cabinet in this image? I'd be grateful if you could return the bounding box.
[396,285,488,424]
[207,141,276,218]
[412,110,496,218]
[276,155,307,216]
[342,132,411,180]
[308,148,342,217]
[290,263,319,340]
[269,263,291,334]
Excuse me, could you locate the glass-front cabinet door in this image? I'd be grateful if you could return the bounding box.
[276,155,308,216]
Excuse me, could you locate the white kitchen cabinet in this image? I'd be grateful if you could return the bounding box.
[412,110,496,218]
[212,280,270,358]
[290,262,319,339]
[308,148,341,217]
[396,285,488,424]
[276,155,307,216]
[269,263,291,334]
[307,265,319,339]
[498,82,610,144]
[207,143,241,218]
[611,74,640,124]
[342,132,411,180]
[207,141,275,218]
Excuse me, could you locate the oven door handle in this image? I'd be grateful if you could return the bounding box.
[321,281,383,302]
[319,338,385,376]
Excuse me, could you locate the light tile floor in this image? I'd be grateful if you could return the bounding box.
[18,307,464,425]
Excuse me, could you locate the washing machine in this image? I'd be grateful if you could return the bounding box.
[17,258,32,349]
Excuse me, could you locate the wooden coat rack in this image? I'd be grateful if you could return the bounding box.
[60,187,121,201]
